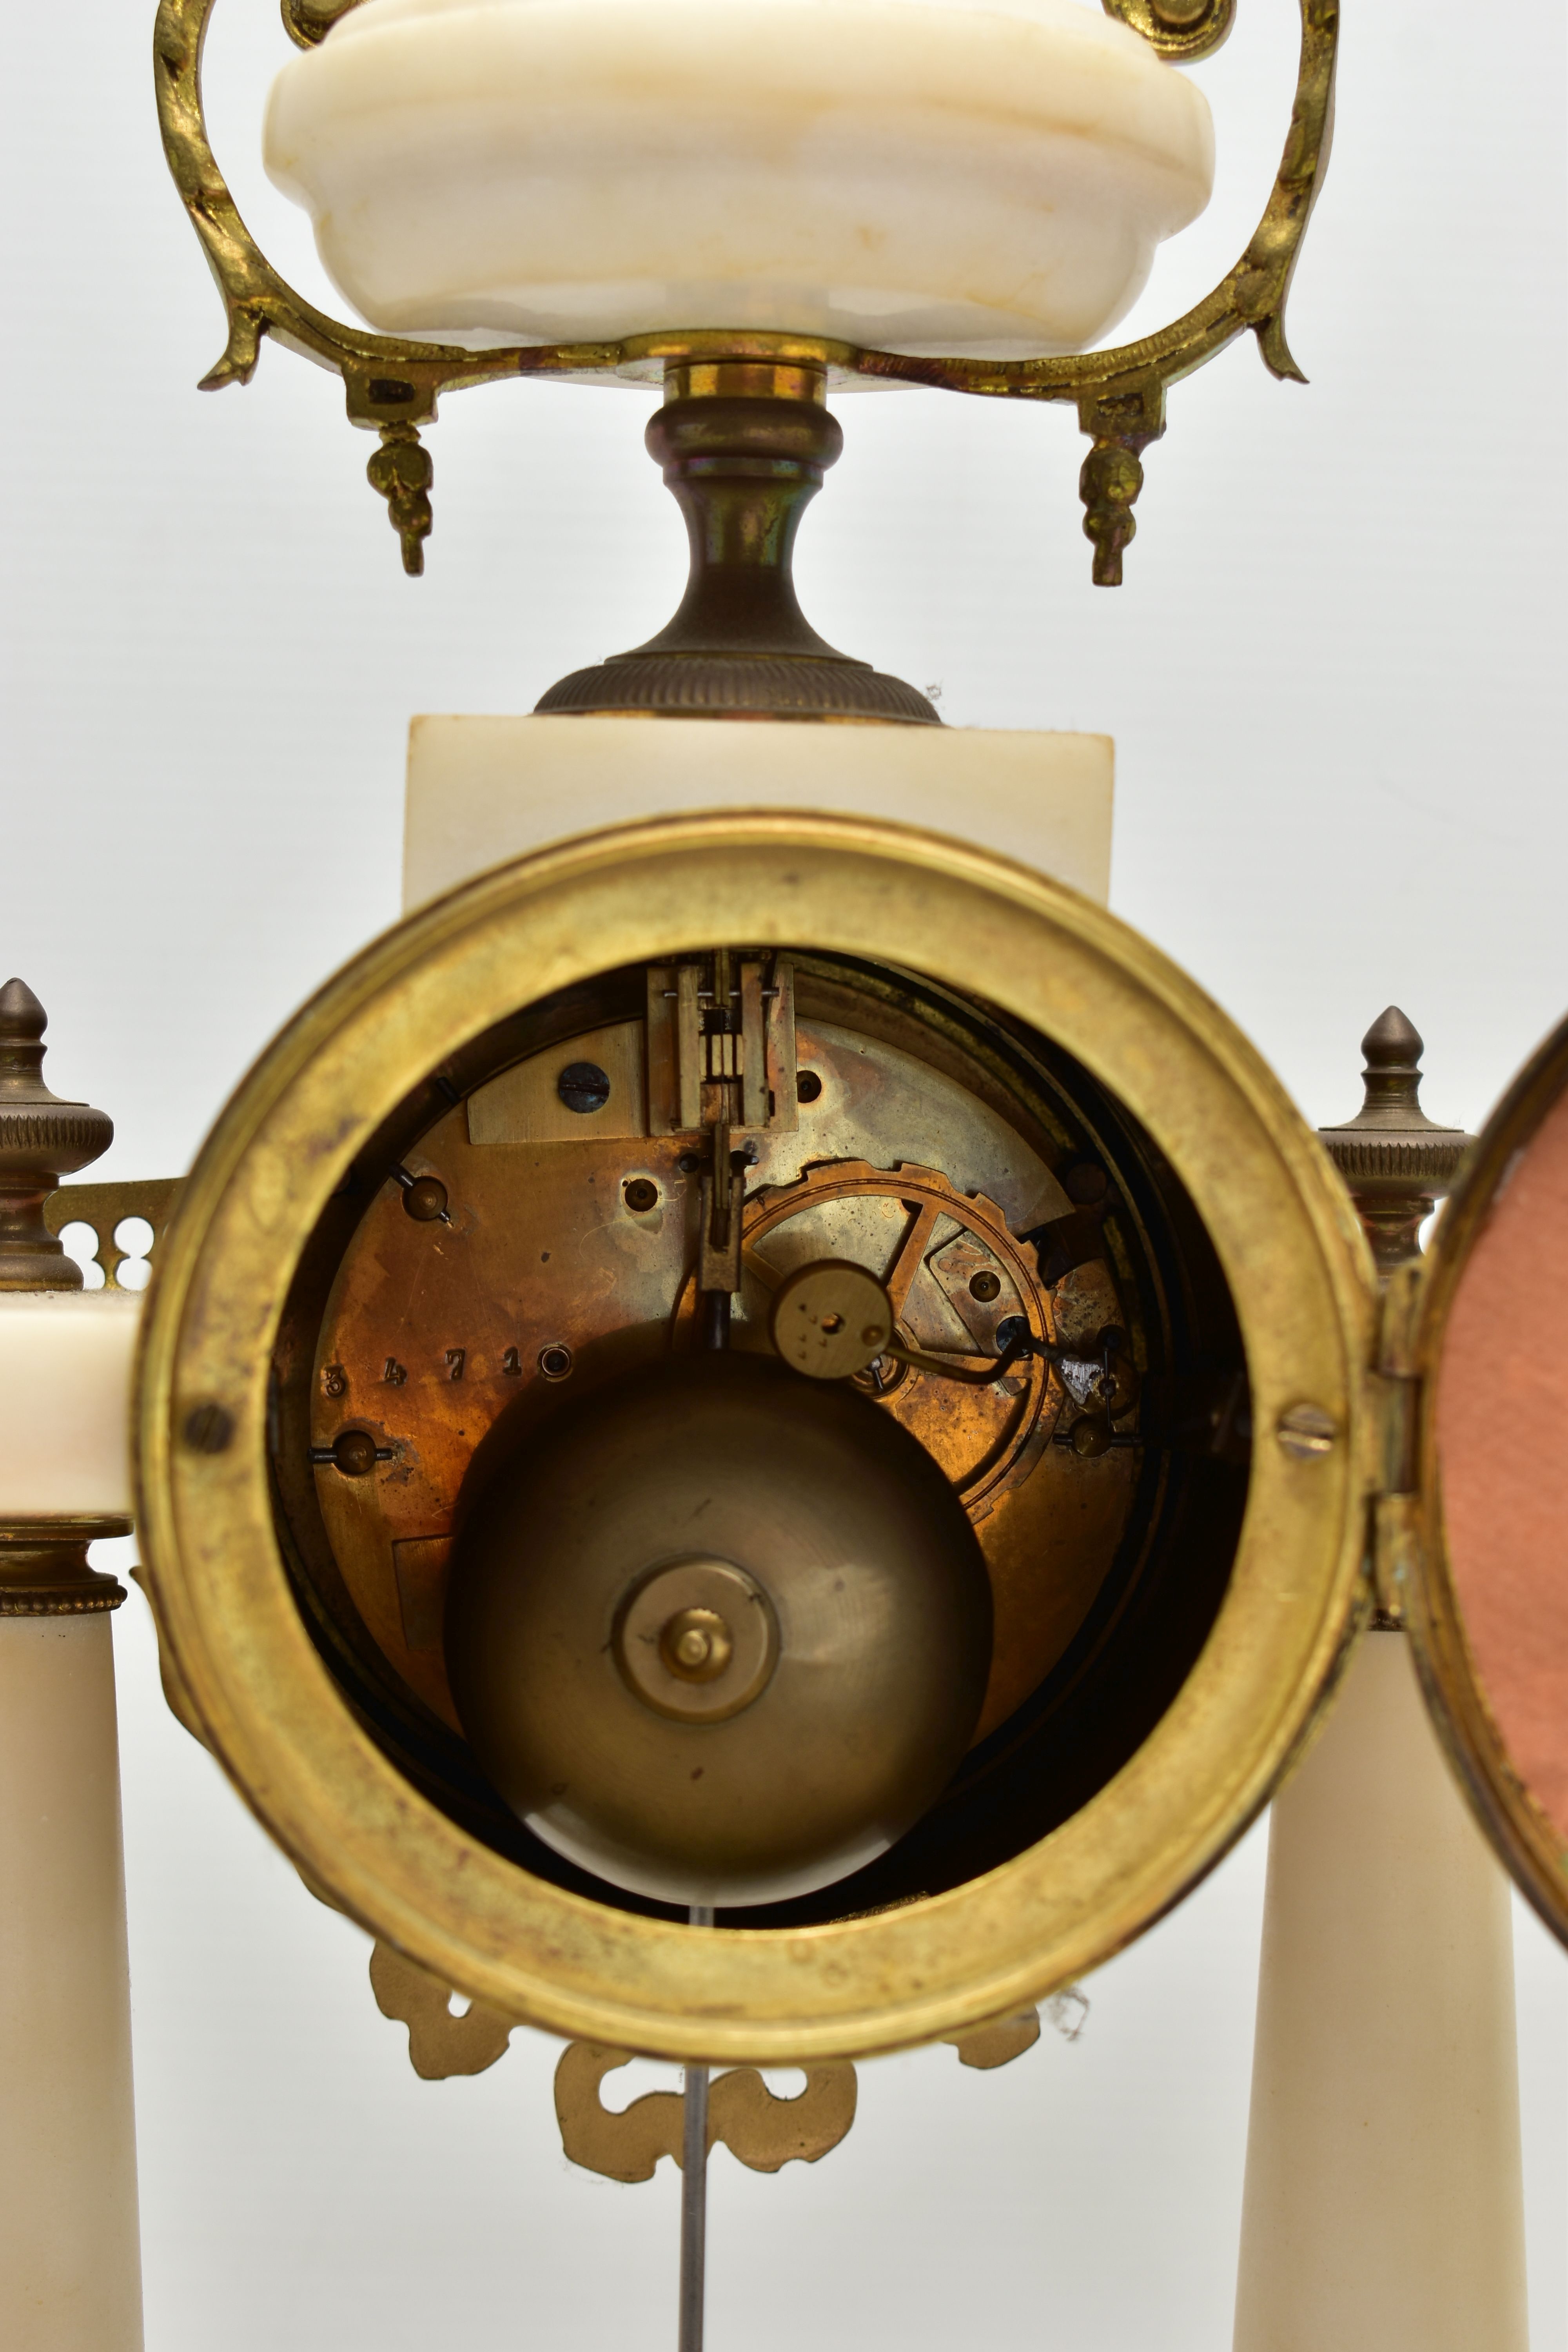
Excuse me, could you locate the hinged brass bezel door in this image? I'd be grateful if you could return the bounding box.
[136,809,1383,2062]
[1400,1013,1568,1946]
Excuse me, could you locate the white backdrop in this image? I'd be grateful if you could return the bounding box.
[2,1,1565,2346]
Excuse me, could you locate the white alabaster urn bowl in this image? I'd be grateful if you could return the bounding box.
[264,0,1214,360]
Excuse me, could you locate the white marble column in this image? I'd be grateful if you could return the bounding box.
[0,1605,144,2352]
[0,1277,146,2350]
[1232,1628,1528,2352]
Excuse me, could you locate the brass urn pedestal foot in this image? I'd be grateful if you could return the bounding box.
[536,362,940,726]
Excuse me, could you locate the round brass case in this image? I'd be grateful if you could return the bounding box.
[135,811,1375,2061]
[445,1354,990,1908]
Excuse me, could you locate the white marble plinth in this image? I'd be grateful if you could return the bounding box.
[402,714,1113,909]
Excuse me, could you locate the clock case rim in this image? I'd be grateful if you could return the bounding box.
[135,807,1397,2061]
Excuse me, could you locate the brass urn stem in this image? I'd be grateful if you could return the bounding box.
[537,362,938,724]
[640,363,844,664]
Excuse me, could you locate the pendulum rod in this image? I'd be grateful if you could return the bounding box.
[679,1904,715,2352]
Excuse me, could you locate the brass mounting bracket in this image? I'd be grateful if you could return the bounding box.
[1102,0,1237,62]
[153,0,1336,579]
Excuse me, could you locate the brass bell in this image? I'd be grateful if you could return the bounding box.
[445,1353,993,1909]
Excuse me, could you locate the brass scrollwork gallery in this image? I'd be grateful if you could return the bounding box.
[369,1952,1051,2158]
[368,1943,859,2172]
[44,1177,183,1293]
[369,1942,519,2080]
[153,0,1337,576]
[554,2042,859,2183]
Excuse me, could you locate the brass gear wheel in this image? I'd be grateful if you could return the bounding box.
[738,1160,1063,1519]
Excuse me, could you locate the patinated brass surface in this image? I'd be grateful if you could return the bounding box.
[136,812,1376,2061]
[153,0,1336,581]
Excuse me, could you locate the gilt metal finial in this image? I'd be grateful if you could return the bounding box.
[1318,1007,1472,1276]
[0,980,114,1290]
[367,424,433,575]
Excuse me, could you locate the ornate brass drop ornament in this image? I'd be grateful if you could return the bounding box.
[152,0,1337,595]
